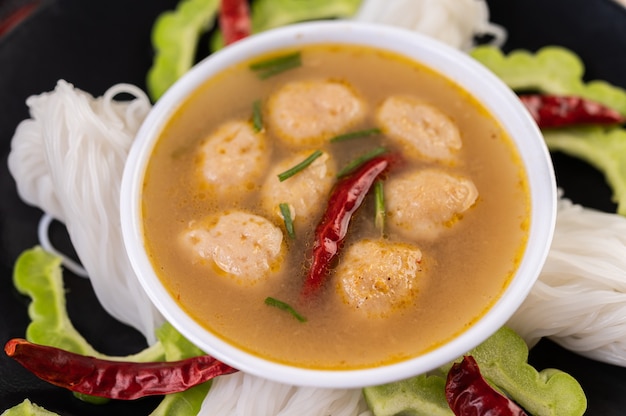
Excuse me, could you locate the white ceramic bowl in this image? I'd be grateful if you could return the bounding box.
[121,21,556,388]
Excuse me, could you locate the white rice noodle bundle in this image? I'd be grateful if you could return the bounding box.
[508,196,626,366]
[7,80,163,343]
[352,0,507,51]
[200,372,372,416]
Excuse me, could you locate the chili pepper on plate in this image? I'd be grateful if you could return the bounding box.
[446,355,528,416]
[4,338,238,400]
[519,94,625,128]
[219,0,251,45]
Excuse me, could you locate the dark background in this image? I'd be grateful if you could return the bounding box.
[0,0,625,414]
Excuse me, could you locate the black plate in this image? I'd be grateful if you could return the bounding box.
[1,0,625,414]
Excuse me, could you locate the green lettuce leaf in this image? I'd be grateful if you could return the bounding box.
[1,400,60,416]
[543,126,626,215]
[210,0,363,52]
[251,0,362,32]
[13,246,163,361]
[470,46,626,115]
[471,46,626,215]
[12,247,213,415]
[364,327,586,416]
[146,0,219,101]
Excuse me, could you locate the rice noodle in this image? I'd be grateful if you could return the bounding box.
[7,80,163,343]
[508,195,626,366]
[352,0,507,51]
[199,372,372,416]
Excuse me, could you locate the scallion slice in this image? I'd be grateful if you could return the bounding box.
[279,203,295,239]
[374,180,385,233]
[265,297,307,322]
[252,100,263,133]
[337,146,388,178]
[329,127,381,143]
[249,51,301,79]
[277,150,323,182]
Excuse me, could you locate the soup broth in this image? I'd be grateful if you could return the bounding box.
[142,44,529,369]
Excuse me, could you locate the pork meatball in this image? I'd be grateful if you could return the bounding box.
[261,150,336,229]
[267,79,366,147]
[336,239,425,317]
[385,169,478,241]
[179,211,284,285]
[376,95,461,163]
[196,120,269,199]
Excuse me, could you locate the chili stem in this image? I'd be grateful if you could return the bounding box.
[337,146,388,178]
[249,51,301,79]
[277,150,323,182]
[279,203,295,239]
[265,297,307,322]
[329,127,381,143]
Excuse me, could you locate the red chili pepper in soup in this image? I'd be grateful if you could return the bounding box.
[4,338,237,400]
[519,94,625,128]
[446,355,528,416]
[300,153,399,300]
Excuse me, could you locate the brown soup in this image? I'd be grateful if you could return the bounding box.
[141,44,529,370]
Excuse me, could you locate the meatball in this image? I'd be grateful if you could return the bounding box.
[261,150,336,229]
[336,239,425,317]
[385,169,478,241]
[267,79,366,147]
[179,210,284,285]
[376,95,461,163]
[195,120,269,199]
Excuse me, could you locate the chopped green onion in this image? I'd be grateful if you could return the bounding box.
[265,297,307,322]
[374,180,385,233]
[277,150,323,182]
[249,51,301,79]
[252,100,263,133]
[337,146,388,178]
[329,127,381,143]
[279,203,295,239]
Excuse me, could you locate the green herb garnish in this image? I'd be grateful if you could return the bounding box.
[374,180,385,233]
[279,203,295,239]
[249,51,301,79]
[337,146,388,178]
[277,150,323,181]
[252,99,263,132]
[265,297,307,322]
[329,127,381,143]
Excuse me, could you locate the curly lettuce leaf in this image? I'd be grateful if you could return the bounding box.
[251,0,362,32]
[146,0,219,101]
[364,327,586,416]
[471,46,626,115]
[0,399,60,416]
[149,322,212,415]
[363,373,450,416]
[463,327,586,416]
[543,126,626,215]
[209,0,363,52]
[471,46,626,215]
[12,247,213,415]
[13,246,163,361]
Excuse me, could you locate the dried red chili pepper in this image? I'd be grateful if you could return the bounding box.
[0,1,40,37]
[219,0,251,46]
[519,94,625,128]
[4,338,237,400]
[300,153,399,299]
[446,355,528,416]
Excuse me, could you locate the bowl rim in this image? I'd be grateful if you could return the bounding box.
[120,20,557,388]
